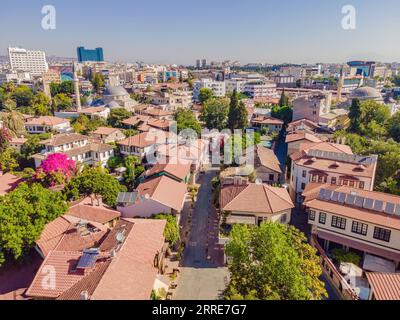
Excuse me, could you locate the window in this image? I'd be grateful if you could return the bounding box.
[309,210,316,221]
[352,221,368,236]
[269,174,274,181]
[343,180,348,186]
[312,175,316,182]
[359,181,365,189]
[373,227,391,242]
[349,181,355,187]
[280,214,287,223]
[319,212,326,224]
[331,177,337,185]
[302,170,306,178]
[331,216,346,230]
[301,183,306,190]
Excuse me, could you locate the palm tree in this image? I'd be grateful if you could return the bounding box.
[2,99,25,137]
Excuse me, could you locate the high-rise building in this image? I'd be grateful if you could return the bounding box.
[8,47,48,76]
[77,46,104,62]
[202,59,207,69]
[196,59,201,69]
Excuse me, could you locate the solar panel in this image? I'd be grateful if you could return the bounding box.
[354,196,365,208]
[77,248,99,269]
[363,198,374,210]
[345,194,356,205]
[331,191,340,202]
[373,200,384,212]
[117,192,137,204]
[318,189,327,200]
[395,204,400,216]
[338,192,347,203]
[385,202,395,215]
[324,189,333,200]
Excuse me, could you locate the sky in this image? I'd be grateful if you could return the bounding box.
[1,0,400,65]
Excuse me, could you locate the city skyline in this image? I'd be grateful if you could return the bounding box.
[1,0,400,65]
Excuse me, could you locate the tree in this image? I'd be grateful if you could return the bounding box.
[348,98,362,133]
[31,92,52,116]
[361,100,390,126]
[0,147,19,172]
[175,107,201,136]
[11,85,34,107]
[2,99,25,137]
[200,97,229,130]
[0,183,68,265]
[91,73,104,94]
[52,93,73,111]
[388,112,400,142]
[271,105,293,124]
[60,81,74,95]
[35,153,76,187]
[72,114,106,134]
[224,222,327,300]
[123,155,143,187]
[228,90,248,131]
[279,89,289,107]
[198,88,214,104]
[153,214,180,247]
[63,166,127,206]
[108,108,131,127]
[0,127,12,152]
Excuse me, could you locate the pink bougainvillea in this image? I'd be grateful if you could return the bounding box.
[35,153,75,186]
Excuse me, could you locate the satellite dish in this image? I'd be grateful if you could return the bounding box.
[116,232,125,243]
[144,193,150,199]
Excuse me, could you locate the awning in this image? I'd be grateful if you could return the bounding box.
[363,254,396,273]
[317,230,400,261]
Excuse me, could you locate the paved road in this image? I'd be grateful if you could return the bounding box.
[274,131,288,184]
[174,167,228,300]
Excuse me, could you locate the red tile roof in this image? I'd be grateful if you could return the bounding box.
[366,273,400,300]
[136,176,187,211]
[303,184,400,230]
[220,183,294,214]
[145,162,191,181]
[25,251,103,299]
[285,132,322,143]
[25,116,69,126]
[92,127,121,136]
[90,219,166,300]
[27,218,166,300]
[118,132,158,148]
[68,202,120,225]
[36,215,108,257]
[251,116,284,125]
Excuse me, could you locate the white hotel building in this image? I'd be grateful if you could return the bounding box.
[8,47,48,76]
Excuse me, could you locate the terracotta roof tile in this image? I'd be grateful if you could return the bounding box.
[220,184,294,214]
[136,176,187,211]
[366,273,400,300]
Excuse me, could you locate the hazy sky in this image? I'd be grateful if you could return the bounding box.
[1,0,400,65]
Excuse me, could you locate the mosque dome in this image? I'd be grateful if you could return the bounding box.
[350,86,383,101]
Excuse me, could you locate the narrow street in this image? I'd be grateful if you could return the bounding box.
[174,167,228,300]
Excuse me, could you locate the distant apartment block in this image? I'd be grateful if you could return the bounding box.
[77,46,104,62]
[193,78,226,100]
[8,47,48,76]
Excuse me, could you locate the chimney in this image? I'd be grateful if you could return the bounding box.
[80,291,89,301]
